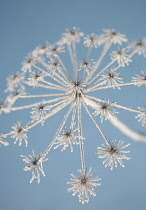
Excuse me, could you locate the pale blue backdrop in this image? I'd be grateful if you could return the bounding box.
[0,0,146,210]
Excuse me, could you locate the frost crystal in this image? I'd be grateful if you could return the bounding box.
[135,107,146,127]
[0,27,146,204]
[21,150,48,183]
[100,69,123,89]
[0,135,9,147]
[93,100,118,122]
[132,70,146,86]
[30,100,50,125]
[84,33,98,48]
[54,127,79,152]
[98,29,127,45]
[129,39,146,56]
[67,168,101,204]
[5,72,25,92]
[97,140,131,170]
[110,48,132,67]
[28,71,44,87]
[11,121,28,146]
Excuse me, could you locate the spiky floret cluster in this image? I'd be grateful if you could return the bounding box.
[0,27,146,204]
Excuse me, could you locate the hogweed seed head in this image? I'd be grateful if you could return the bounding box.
[1,27,146,204]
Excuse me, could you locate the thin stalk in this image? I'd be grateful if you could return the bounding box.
[82,98,110,145]
[88,60,115,88]
[85,41,111,83]
[72,42,78,81]
[85,95,140,113]
[87,81,138,92]
[33,64,67,87]
[43,101,75,157]
[10,96,68,111]
[86,44,92,60]
[41,79,68,91]
[19,93,66,98]
[40,59,70,85]
[78,99,85,171]
[70,105,77,129]
[56,54,72,81]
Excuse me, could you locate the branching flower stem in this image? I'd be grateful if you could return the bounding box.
[33,64,69,87]
[82,98,110,146]
[85,42,111,83]
[72,42,78,82]
[2,98,72,138]
[78,99,85,171]
[85,95,140,113]
[9,95,68,111]
[87,60,115,88]
[19,93,66,98]
[43,101,75,157]
[87,81,141,92]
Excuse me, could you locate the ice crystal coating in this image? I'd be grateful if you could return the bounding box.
[135,107,146,127]
[5,72,25,92]
[97,140,131,170]
[100,69,123,89]
[84,33,98,48]
[67,168,101,204]
[21,150,48,183]
[93,100,118,122]
[98,29,127,45]
[11,121,28,146]
[30,100,50,125]
[132,70,146,86]
[0,135,9,146]
[60,27,84,44]
[0,100,10,114]
[54,127,79,152]
[0,27,146,203]
[28,71,45,87]
[22,53,38,72]
[110,48,132,67]
[129,39,146,56]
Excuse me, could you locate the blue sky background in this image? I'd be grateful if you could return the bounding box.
[0,0,146,210]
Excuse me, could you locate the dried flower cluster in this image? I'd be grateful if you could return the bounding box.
[1,27,146,204]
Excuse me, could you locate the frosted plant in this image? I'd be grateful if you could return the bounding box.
[54,127,80,152]
[0,135,9,147]
[135,107,146,127]
[110,48,132,67]
[1,27,146,204]
[30,100,50,125]
[93,100,118,122]
[100,69,123,89]
[21,150,48,183]
[132,70,146,86]
[67,168,101,204]
[97,140,131,170]
[11,121,28,146]
[27,71,45,87]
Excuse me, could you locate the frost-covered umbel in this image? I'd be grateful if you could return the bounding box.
[1,27,146,204]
